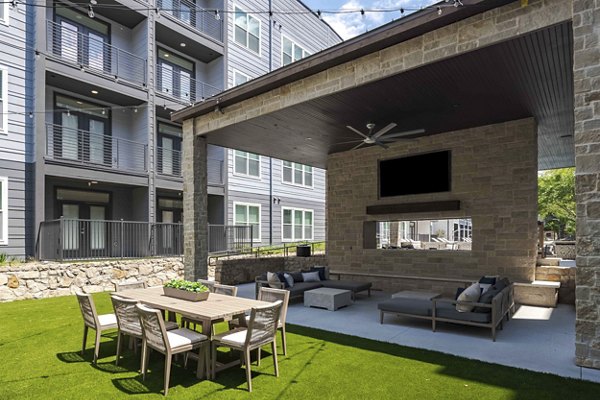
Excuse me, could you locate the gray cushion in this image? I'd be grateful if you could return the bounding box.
[322,280,372,293]
[290,271,303,282]
[288,282,323,297]
[473,286,503,313]
[436,303,492,323]
[377,299,431,317]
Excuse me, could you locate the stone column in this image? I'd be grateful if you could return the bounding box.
[573,0,600,369]
[182,119,208,280]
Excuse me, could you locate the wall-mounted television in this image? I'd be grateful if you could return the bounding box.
[379,150,451,197]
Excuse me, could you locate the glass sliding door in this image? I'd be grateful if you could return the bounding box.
[157,48,195,102]
[60,112,79,160]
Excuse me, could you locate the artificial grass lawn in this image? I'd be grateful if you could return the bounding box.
[1,293,599,399]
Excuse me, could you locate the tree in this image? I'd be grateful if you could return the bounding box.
[538,168,576,238]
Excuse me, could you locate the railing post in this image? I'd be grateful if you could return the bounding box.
[59,217,64,261]
[115,48,119,78]
[120,218,124,259]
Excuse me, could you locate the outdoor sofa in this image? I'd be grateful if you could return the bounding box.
[378,278,514,341]
[255,267,372,301]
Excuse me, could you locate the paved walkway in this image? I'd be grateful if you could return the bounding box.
[237,283,600,382]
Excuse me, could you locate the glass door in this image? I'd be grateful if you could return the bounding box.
[88,119,107,165]
[60,112,79,160]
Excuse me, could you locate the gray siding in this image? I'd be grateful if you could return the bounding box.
[0,5,28,257]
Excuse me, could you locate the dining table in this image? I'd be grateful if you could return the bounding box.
[117,286,271,376]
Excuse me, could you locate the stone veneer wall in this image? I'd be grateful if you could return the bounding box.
[573,0,600,369]
[535,266,576,304]
[0,258,184,302]
[327,118,538,293]
[215,255,327,285]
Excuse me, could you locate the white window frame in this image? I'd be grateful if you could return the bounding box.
[232,69,250,88]
[0,2,8,26]
[233,150,261,179]
[0,66,7,134]
[281,207,314,242]
[233,5,261,55]
[281,35,310,66]
[0,177,8,245]
[233,202,261,242]
[281,160,313,188]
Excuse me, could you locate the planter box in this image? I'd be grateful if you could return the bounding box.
[163,287,209,302]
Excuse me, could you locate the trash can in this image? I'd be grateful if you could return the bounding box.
[296,245,311,257]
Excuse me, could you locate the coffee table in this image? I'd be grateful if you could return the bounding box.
[304,287,352,311]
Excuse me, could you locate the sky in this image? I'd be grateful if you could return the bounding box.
[301,0,440,40]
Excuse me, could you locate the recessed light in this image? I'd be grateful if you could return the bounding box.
[306,137,312,140]
[164,53,169,58]
[180,43,186,47]
[76,101,83,105]
[91,90,98,94]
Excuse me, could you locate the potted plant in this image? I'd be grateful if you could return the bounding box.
[163,279,210,302]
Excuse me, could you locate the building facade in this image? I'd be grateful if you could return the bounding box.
[0,0,339,257]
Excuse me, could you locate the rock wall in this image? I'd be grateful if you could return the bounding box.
[0,258,184,302]
[215,255,328,285]
[536,265,577,305]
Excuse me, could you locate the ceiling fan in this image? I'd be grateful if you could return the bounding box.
[340,123,426,150]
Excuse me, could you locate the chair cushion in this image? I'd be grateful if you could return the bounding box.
[436,303,492,323]
[98,313,118,329]
[377,299,431,316]
[322,280,371,293]
[165,320,180,331]
[213,327,248,347]
[456,282,480,312]
[167,328,207,350]
[289,282,323,297]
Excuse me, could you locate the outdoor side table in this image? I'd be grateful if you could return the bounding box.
[304,287,352,311]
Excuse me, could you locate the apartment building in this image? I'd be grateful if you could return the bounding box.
[0,1,339,258]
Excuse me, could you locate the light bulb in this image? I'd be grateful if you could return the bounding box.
[215,10,221,21]
[88,5,95,19]
[437,7,442,15]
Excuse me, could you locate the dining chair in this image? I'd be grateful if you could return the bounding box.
[115,281,147,292]
[111,295,179,366]
[76,292,117,364]
[197,279,215,293]
[213,283,238,296]
[136,304,210,396]
[257,287,290,356]
[211,301,282,392]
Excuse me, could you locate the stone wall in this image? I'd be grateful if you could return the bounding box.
[555,241,576,260]
[215,255,328,285]
[0,258,184,302]
[536,265,577,304]
[573,0,600,369]
[328,118,539,293]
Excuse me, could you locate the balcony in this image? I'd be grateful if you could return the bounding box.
[156,146,224,185]
[46,123,147,174]
[46,20,147,87]
[156,0,223,42]
[156,64,221,105]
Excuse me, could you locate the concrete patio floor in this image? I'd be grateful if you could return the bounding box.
[236,283,600,383]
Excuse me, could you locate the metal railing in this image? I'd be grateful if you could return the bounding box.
[156,146,182,177]
[208,224,254,254]
[207,158,224,184]
[46,20,147,86]
[36,219,254,261]
[157,0,224,42]
[46,123,148,173]
[156,63,222,104]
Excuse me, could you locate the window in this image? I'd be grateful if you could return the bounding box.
[0,1,7,25]
[282,36,309,66]
[371,218,472,250]
[232,70,249,87]
[0,177,7,245]
[157,122,182,176]
[234,203,261,241]
[282,208,313,241]
[0,66,6,133]
[234,6,260,54]
[234,150,260,178]
[157,48,195,102]
[282,161,313,187]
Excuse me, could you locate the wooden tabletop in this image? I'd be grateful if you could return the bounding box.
[117,286,270,322]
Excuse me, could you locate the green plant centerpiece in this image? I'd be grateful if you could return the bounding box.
[163,279,210,302]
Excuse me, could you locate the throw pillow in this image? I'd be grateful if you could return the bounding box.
[267,272,281,288]
[473,285,503,313]
[290,271,303,282]
[311,266,327,281]
[283,273,295,288]
[479,276,498,285]
[454,287,465,300]
[276,272,290,288]
[302,271,321,282]
[456,282,480,312]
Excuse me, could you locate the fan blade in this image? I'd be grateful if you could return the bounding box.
[372,123,397,140]
[375,140,389,149]
[351,142,366,151]
[380,129,426,139]
[346,125,370,140]
[335,139,365,145]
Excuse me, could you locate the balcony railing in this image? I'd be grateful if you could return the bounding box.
[156,64,222,104]
[207,158,224,184]
[36,219,253,261]
[46,123,148,174]
[157,146,182,177]
[157,0,224,42]
[46,20,147,86]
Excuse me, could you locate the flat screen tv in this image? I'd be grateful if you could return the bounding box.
[379,150,451,197]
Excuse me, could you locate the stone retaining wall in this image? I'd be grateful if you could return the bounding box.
[535,265,576,304]
[0,258,184,302]
[215,255,328,285]
[554,242,576,260]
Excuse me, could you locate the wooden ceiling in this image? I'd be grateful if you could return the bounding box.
[202,22,574,170]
